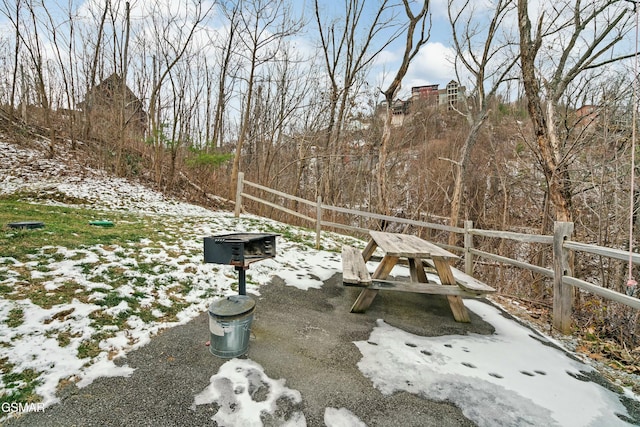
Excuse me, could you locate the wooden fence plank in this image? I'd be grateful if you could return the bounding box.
[553,222,574,334]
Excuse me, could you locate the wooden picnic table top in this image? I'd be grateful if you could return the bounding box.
[369,230,459,260]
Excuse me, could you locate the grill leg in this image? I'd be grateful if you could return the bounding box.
[237,267,247,295]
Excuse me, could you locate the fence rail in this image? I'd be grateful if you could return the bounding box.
[234,172,640,333]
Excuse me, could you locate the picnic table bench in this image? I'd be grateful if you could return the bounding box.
[341,231,496,322]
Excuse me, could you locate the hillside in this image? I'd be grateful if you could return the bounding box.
[0,131,350,407]
[2,123,640,425]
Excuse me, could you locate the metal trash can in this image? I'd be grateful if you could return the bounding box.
[208,295,255,358]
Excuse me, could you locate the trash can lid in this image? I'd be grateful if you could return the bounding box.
[89,220,114,227]
[8,221,44,229]
[209,295,255,317]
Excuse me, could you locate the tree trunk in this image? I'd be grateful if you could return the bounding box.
[230,61,255,201]
[448,119,485,246]
[116,2,131,177]
[377,105,392,217]
[10,0,21,115]
[518,4,571,222]
[377,0,429,217]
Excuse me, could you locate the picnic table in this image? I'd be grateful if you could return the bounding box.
[342,230,496,322]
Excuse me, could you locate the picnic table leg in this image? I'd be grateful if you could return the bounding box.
[362,239,377,262]
[350,255,398,313]
[432,257,471,323]
[350,289,378,313]
[408,258,429,283]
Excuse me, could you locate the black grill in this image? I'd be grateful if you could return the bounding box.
[203,232,279,295]
[204,233,277,266]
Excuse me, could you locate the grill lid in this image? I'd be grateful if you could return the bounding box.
[211,232,276,243]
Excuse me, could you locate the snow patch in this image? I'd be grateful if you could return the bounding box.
[355,300,635,427]
[192,358,306,426]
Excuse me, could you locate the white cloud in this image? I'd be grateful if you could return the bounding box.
[429,0,451,20]
[407,41,456,83]
[372,49,400,69]
[373,41,456,99]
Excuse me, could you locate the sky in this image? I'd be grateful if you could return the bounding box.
[0,0,460,100]
[301,0,460,98]
[1,0,637,110]
[1,138,640,426]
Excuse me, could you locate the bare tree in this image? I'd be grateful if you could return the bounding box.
[446,0,518,244]
[42,0,84,150]
[377,0,430,216]
[517,0,634,223]
[145,0,211,185]
[81,0,109,141]
[249,45,313,187]
[17,0,56,155]
[210,3,240,151]
[314,0,403,206]
[229,0,302,199]
[0,0,22,115]
[166,61,195,187]
[114,1,131,176]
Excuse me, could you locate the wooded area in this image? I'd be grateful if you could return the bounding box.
[1,0,639,364]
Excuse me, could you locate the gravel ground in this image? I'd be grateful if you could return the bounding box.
[3,274,494,427]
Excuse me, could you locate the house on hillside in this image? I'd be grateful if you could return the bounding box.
[573,105,599,132]
[378,79,467,127]
[573,104,634,134]
[410,80,465,110]
[378,98,411,126]
[411,84,439,107]
[439,80,465,110]
[78,73,147,143]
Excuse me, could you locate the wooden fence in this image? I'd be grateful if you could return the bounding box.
[234,172,640,333]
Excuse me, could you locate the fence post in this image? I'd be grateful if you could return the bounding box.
[234,172,244,218]
[553,221,574,334]
[316,196,322,249]
[464,220,474,276]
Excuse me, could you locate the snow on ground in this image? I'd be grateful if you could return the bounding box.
[356,300,638,427]
[191,358,364,427]
[0,208,345,410]
[192,298,639,427]
[2,139,640,426]
[0,139,351,416]
[192,358,305,426]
